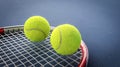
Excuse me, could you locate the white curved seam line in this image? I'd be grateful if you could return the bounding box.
[26,28,46,38]
[56,29,62,50]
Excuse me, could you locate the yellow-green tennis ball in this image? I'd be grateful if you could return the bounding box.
[24,16,50,42]
[50,24,82,55]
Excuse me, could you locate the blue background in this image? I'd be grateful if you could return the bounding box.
[0,0,120,67]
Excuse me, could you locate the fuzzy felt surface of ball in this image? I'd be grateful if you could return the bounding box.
[24,16,50,42]
[50,24,82,55]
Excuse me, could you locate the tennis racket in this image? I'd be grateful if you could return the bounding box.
[0,25,88,67]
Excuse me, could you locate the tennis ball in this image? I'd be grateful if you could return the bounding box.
[50,24,82,55]
[24,16,50,42]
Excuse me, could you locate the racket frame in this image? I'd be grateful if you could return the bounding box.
[0,25,88,67]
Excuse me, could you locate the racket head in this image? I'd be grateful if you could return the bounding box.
[0,25,88,67]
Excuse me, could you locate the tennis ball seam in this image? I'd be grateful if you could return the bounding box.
[25,28,47,38]
[56,29,62,50]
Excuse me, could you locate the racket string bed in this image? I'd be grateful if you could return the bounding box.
[0,29,82,67]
